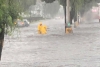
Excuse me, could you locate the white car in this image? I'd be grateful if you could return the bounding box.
[15,19,30,27]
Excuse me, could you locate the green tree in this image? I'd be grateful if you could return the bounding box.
[41,0,100,32]
[42,0,100,23]
[19,0,36,11]
[42,0,55,3]
[0,0,20,60]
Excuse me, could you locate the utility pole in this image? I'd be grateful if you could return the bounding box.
[64,0,67,33]
[67,0,70,25]
[64,0,70,33]
[99,6,100,22]
[98,3,100,22]
[77,12,79,23]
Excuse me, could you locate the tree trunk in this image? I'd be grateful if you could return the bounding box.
[80,11,84,17]
[74,13,77,28]
[74,13,77,22]
[67,0,70,26]
[64,6,67,32]
[70,8,75,24]
[70,12,73,24]
[77,12,80,23]
[0,27,4,60]
[63,0,67,33]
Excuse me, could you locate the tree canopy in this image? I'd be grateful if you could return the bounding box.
[42,0,100,23]
[19,0,36,11]
[0,0,20,30]
[42,0,55,3]
[42,0,100,13]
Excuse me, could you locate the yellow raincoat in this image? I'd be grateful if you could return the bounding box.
[38,22,43,34]
[38,23,47,34]
[41,25,47,34]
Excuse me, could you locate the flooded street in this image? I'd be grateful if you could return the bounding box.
[1,19,100,67]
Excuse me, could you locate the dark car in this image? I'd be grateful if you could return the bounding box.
[23,19,30,27]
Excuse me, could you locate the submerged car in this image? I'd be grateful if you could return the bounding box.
[14,19,30,27]
[23,19,30,27]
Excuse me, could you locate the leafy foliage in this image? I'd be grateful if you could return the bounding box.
[0,0,21,33]
[19,0,36,11]
[42,0,55,3]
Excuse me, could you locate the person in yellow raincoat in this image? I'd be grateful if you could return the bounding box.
[42,25,47,34]
[38,22,47,34]
[38,22,43,34]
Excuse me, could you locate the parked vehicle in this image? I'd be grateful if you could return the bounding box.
[14,19,30,27]
[23,19,30,27]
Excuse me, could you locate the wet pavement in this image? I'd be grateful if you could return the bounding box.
[1,19,100,67]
